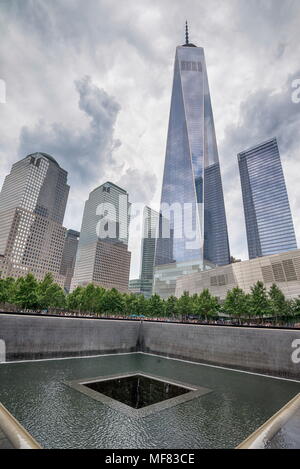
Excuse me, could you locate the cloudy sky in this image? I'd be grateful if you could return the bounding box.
[0,0,300,279]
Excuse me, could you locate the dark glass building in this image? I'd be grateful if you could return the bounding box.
[60,229,80,292]
[139,206,159,297]
[238,138,297,259]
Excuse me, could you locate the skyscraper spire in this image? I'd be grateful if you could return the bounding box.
[185,20,189,45]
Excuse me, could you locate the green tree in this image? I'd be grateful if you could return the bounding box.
[165,296,178,318]
[136,294,149,317]
[93,286,106,315]
[14,273,39,310]
[81,284,98,313]
[249,281,271,321]
[147,294,165,318]
[287,298,300,319]
[123,293,139,316]
[175,291,193,320]
[48,284,66,309]
[101,288,124,316]
[269,284,288,322]
[37,273,65,310]
[0,277,16,304]
[193,289,219,321]
[37,273,53,309]
[67,286,84,312]
[223,287,249,324]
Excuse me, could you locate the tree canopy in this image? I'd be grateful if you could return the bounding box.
[0,273,299,323]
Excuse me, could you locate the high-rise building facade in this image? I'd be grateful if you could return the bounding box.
[0,152,69,286]
[128,278,143,295]
[238,138,297,259]
[139,206,159,297]
[153,25,230,298]
[60,229,80,292]
[71,182,131,293]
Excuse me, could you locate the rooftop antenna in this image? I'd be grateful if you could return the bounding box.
[185,20,189,45]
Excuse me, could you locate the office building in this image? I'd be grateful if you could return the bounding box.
[176,249,300,301]
[139,206,159,297]
[128,279,143,295]
[153,24,230,298]
[60,229,80,292]
[238,138,297,259]
[71,182,131,292]
[0,152,69,286]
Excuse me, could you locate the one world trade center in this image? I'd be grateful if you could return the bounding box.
[153,24,230,298]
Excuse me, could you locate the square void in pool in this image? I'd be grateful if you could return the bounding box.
[86,374,189,408]
[67,372,211,418]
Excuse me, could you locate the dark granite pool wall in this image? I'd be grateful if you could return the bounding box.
[0,315,140,361]
[140,322,300,379]
[1,314,300,379]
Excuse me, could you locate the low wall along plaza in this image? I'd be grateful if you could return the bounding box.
[0,314,299,379]
[0,314,140,361]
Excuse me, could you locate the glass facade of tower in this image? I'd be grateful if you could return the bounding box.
[154,44,230,270]
[60,229,80,292]
[140,207,159,280]
[238,138,297,259]
[139,206,159,297]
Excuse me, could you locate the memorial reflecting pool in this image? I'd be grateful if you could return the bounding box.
[0,353,299,449]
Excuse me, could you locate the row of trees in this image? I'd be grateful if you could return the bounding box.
[0,273,66,310]
[223,283,300,323]
[1,274,300,322]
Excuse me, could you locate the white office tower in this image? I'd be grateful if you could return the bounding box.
[71,182,131,293]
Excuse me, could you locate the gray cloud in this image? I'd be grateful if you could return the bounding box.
[1,0,164,65]
[220,70,300,259]
[1,0,300,276]
[18,76,122,189]
[221,70,300,160]
[117,168,157,205]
